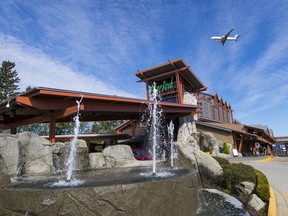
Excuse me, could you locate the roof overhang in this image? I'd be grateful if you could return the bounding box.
[135,59,207,92]
[0,87,201,129]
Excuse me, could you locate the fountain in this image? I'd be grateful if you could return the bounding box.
[49,95,85,187]
[168,120,176,168]
[66,94,83,181]
[150,82,161,176]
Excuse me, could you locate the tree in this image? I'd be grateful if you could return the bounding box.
[0,61,20,102]
[91,120,124,134]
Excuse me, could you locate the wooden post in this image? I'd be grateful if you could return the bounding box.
[49,117,56,144]
[176,73,183,104]
[238,135,244,153]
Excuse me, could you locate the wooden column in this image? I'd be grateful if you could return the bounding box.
[176,73,183,104]
[238,135,244,153]
[49,117,56,144]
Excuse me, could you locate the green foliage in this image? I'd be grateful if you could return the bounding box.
[91,120,123,134]
[18,123,49,136]
[213,156,230,167]
[222,142,230,155]
[218,162,257,193]
[255,169,270,202]
[56,122,74,135]
[0,61,20,102]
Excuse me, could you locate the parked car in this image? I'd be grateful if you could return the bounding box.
[132,148,152,160]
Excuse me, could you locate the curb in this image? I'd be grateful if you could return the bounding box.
[268,186,277,216]
[261,156,274,163]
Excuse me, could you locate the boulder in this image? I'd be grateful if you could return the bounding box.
[89,153,108,168]
[198,132,232,157]
[175,93,223,186]
[16,132,54,175]
[193,149,223,179]
[234,181,256,203]
[102,145,136,167]
[52,140,89,171]
[176,115,223,187]
[246,194,266,216]
[0,132,54,176]
[0,134,20,175]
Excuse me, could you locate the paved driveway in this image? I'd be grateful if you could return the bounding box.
[228,156,288,216]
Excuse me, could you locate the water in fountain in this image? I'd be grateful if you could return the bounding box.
[50,95,85,187]
[151,83,160,175]
[138,82,175,178]
[65,95,83,181]
[168,120,177,168]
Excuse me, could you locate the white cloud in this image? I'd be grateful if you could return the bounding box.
[0,33,137,97]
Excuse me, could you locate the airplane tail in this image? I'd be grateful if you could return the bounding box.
[235,34,240,41]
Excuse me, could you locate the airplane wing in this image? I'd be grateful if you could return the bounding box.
[224,29,234,39]
[221,29,234,45]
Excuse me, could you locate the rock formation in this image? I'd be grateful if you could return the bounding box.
[52,140,89,172]
[174,93,223,187]
[0,132,54,176]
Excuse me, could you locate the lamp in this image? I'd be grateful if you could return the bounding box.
[6,100,10,108]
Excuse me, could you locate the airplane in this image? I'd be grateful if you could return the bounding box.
[211,29,240,46]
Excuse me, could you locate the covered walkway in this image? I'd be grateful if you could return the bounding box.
[0,87,200,143]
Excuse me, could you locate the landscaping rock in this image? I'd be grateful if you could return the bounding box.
[0,132,54,176]
[102,145,136,167]
[235,181,256,203]
[0,134,20,175]
[197,132,232,157]
[89,152,108,168]
[176,102,223,186]
[52,140,89,171]
[246,194,266,216]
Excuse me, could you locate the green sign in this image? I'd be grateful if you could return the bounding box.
[152,77,175,94]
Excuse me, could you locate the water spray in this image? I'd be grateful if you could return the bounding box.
[66,94,84,181]
[168,120,175,168]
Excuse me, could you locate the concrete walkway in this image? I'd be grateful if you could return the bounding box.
[228,156,288,216]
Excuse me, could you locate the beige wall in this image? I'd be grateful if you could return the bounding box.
[196,124,234,145]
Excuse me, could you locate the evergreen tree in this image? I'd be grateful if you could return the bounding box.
[0,61,20,102]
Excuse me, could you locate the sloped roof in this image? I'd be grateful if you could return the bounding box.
[135,59,207,92]
[205,122,246,134]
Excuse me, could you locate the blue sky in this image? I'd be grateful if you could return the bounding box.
[0,1,287,136]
